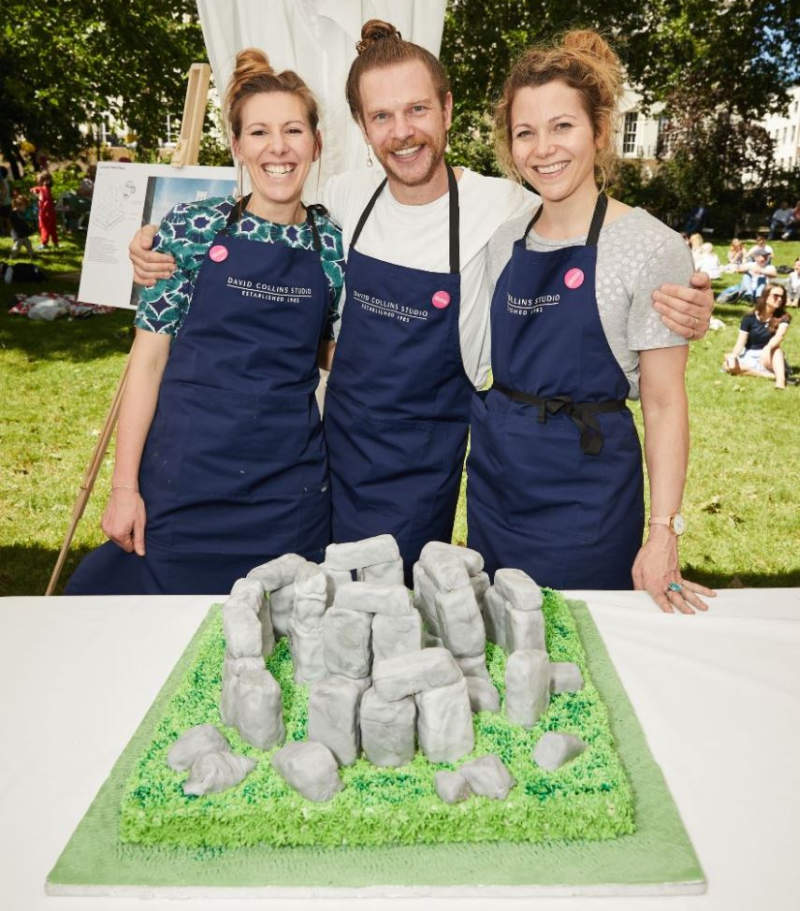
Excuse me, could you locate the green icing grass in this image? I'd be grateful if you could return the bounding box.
[119,590,635,849]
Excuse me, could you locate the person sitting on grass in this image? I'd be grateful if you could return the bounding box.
[768,201,794,240]
[746,233,773,264]
[715,252,776,305]
[723,283,791,389]
[787,258,800,308]
[725,238,745,270]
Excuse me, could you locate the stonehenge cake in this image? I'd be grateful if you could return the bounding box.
[119,534,634,849]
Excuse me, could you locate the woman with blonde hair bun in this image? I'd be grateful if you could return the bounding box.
[66,49,345,595]
[467,30,715,613]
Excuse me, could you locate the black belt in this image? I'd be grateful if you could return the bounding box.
[491,383,626,456]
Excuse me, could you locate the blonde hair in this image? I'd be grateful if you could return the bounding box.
[345,19,450,122]
[495,30,622,189]
[224,48,320,140]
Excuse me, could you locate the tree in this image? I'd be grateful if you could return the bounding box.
[440,0,800,222]
[0,1,206,167]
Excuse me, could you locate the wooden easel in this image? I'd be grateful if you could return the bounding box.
[45,63,212,595]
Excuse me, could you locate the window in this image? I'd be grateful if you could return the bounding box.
[622,112,638,155]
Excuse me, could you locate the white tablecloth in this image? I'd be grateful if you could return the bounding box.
[1,589,798,910]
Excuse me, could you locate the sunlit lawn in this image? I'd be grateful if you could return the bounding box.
[1,235,798,595]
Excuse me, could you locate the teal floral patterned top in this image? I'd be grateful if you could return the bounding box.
[134,196,345,340]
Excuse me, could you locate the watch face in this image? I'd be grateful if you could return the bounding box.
[672,514,686,535]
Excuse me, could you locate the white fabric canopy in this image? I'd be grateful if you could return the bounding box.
[196,0,447,185]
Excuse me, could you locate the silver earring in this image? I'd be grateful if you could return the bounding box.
[366,144,373,168]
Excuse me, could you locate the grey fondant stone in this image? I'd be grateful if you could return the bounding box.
[550,662,585,693]
[412,562,441,636]
[320,562,353,605]
[269,584,296,638]
[459,754,515,799]
[271,741,343,802]
[372,610,423,662]
[222,602,262,658]
[420,541,485,577]
[416,677,475,763]
[233,668,285,750]
[229,577,265,608]
[220,656,264,725]
[183,750,255,796]
[324,535,400,571]
[494,568,543,611]
[470,570,490,608]
[358,557,405,585]
[294,562,328,626]
[260,604,276,660]
[334,582,410,616]
[505,649,551,728]
[435,769,472,804]
[322,608,372,679]
[308,676,362,766]
[532,731,587,770]
[455,653,490,680]
[422,629,444,649]
[506,604,546,653]
[287,616,327,683]
[373,647,462,702]
[167,725,230,771]
[465,676,501,713]
[330,673,372,697]
[359,687,417,767]
[434,586,486,657]
[483,587,508,650]
[419,549,470,592]
[246,552,304,591]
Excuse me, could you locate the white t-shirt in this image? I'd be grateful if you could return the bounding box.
[319,167,534,388]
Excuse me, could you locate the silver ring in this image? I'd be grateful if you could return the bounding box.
[667,581,683,593]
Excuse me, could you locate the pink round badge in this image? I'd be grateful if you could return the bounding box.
[432,290,451,309]
[564,267,585,290]
[209,244,228,263]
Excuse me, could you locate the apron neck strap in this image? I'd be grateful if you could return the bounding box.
[349,164,461,274]
[522,192,608,248]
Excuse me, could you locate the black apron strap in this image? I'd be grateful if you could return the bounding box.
[491,383,626,456]
[304,203,324,253]
[586,193,608,247]
[349,179,387,251]
[349,166,461,274]
[446,164,460,274]
[226,194,250,228]
[521,193,608,246]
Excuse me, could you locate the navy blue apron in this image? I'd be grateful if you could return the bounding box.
[66,200,331,594]
[467,194,644,589]
[324,166,472,583]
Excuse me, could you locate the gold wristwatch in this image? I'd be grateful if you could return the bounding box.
[649,513,686,535]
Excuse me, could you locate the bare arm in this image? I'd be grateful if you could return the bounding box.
[651,272,714,340]
[102,329,170,554]
[730,329,749,358]
[631,346,715,612]
[764,323,788,352]
[317,340,336,371]
[129,224,175,286]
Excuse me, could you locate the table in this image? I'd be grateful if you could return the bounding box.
[1,590,798,910]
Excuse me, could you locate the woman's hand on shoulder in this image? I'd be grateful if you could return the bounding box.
[102,488,147,556]
[129,224,175,286]
[632,527,715,613]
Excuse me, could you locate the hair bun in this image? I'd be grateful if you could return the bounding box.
[562,30,618,67]
[232,47,274,80]
[356,18,402,54]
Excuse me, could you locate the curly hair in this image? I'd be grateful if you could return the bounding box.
[494,30,623,189]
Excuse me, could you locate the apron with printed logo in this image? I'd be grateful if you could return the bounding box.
[67,201,331,594]
[467,194,644,589]
[324,166,472,582]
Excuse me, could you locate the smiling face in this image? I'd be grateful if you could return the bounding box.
[232,91,320,222]
[358,60,451,200]
[765,287,786,313]
[510,80,602,206]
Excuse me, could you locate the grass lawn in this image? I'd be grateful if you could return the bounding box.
[1,235,798,596]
